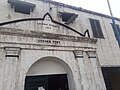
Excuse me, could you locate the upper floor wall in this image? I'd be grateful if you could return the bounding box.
[0,0,120,65]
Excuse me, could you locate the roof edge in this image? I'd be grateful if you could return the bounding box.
[40,0,120,21]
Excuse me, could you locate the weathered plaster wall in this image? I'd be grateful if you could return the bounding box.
[0,0,119,90]
[0,49,5,90]
[0,26,105,90]
[0,0,120,66]
[20,50,79,90]
[0,47,106,90]
[0,26,106,90]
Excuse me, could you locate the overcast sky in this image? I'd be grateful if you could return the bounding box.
[53,0,120,18]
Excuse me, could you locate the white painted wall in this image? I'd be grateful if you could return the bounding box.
[0,0,119,90]
[27,59,67,76]
[20,50,78,90]
[0,0,120,66]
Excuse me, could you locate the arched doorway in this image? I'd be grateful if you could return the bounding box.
[24,57,74,90]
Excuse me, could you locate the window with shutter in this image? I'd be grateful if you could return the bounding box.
[89,18,104,38]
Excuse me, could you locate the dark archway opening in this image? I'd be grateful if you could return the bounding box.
[24,74,69,90]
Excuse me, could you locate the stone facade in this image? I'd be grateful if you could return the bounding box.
[0,0,120,90]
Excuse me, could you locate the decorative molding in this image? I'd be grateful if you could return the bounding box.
[0,13,90,37]
[0,27,97,44]
[5,47,21,57]
[101,65,120,67]
[86,51,96,58]
[73,50,84,58]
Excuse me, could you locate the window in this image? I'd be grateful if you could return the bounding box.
[111,23,120,47]
[59,12,78,24]
[89,18,104,38]
[8,0,36,14]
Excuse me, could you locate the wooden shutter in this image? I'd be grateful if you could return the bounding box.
[89,19,104,38]
[89,19,98,38]
[95,20,104,38]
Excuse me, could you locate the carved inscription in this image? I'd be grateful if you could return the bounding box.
[37,39,60,45]
[38,22,59,28]
[37,14,59,30]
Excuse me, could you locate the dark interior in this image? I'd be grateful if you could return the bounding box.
[25,74,69,90]
[102,67,120,90]
[8,0,36,14]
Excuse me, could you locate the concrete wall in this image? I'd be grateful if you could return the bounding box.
[0,47,106,90]
[0,0,120,90]
[0,0,120,66]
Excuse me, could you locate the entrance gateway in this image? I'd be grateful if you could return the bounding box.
[0,12,106,90]
[24,57,72,90]
[25,74,69,90]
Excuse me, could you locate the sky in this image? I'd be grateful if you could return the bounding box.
[52,0,120,18]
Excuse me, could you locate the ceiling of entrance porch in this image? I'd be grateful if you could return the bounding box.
[27,60,67,76]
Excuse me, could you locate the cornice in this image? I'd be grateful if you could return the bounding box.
[0,27,97,44]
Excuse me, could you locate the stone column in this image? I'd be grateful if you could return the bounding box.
[86,51,106,90]
[3,47,20,90]
[74,50,89,90]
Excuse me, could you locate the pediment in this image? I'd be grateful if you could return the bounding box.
[0,13,90,37]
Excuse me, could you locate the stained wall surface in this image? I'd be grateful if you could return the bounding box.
[0,0,120,90]
[0,0,120,65]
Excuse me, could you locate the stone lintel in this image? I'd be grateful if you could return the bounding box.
[5,47,21,57]
[86,51,96,58]
[73,50,84,58]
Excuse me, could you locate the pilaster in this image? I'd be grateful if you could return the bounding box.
[74,50,89,90]
[5,47,20,57]
[74,50,106,90]
[86,51,106,90]
[3,47,21,90]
